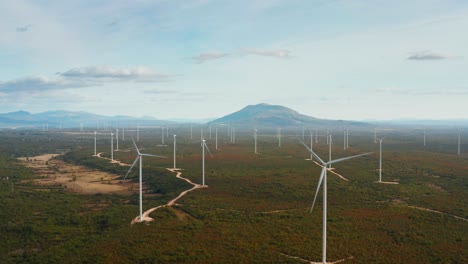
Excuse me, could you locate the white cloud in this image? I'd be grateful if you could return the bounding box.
[60,66,172,82]
[407,50,458,60]
[241,48,291,59]
[0,76,91,93]
[191,52,228,64]
[16,24,32,32]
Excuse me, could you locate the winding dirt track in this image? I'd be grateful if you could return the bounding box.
[281,253,354,264]
[407,205,467,222]
[131,168,206,224]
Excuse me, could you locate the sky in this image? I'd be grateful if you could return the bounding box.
[0,0,467,120]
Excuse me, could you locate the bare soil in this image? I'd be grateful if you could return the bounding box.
[18,154,137,195]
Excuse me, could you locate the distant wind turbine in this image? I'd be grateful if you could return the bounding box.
[300,140,372,264]
[173,135,177,169]
[116,129,119,151]
[201,139,213,186]
[111,132,114,162]
[375,137,384,183]
[93,131,97,156]
[125,138,166,222]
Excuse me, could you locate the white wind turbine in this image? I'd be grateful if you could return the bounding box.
[173,135,177,169]
[116,129,119,151]
[201,139,213,186]
[375,137,384,183]
[300,140,372,264]
[124,138,166,222]
[93,131,97,156]
[110,132,114,162]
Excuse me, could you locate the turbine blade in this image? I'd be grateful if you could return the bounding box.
[124,156,139,180]
[204,142,214,158]
[310,166,327,213]
[327,152,373,165]
[141,153,167,158]
[132,137,141,155]
[299,138,325,165]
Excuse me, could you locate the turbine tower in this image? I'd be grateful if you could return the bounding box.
[375,137,384,183]
[300,140,372,264]
[93,131,97,156]
[173,135,177,169]
[125,139,166,222]
[201,139,213,186]
[111,132,114,162]
[116,129,119,151]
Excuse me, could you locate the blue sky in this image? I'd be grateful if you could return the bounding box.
[1,0,467,120]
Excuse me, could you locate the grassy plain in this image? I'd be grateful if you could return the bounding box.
[0,127,466,263]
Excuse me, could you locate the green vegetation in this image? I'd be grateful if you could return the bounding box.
[0,129,466,263]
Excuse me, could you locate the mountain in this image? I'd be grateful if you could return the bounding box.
[209,103,367,128]
[0,110,171,128]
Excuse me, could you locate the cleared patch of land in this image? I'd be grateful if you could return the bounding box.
[18,154,136,195]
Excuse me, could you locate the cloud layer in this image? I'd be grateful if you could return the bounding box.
[407,51,455,60]
[241,48,291,59]
[0,66,172,93]
[60,66,172,82]
[191,52,228,64]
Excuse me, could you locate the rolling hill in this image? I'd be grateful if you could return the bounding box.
[209,103,367,128]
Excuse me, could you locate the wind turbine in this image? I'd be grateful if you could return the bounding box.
[173,135,177,169]
[116,129,119,151]
[300,140,372,264]
[93,131,97,156]
[110,132,114,162]
[201,139,213,186]
[124,138,166,222]
[375,137,384,183]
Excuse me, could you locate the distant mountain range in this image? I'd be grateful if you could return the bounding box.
[1,104,465,129]
[209,103,368,128]
[0,110,170,128]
